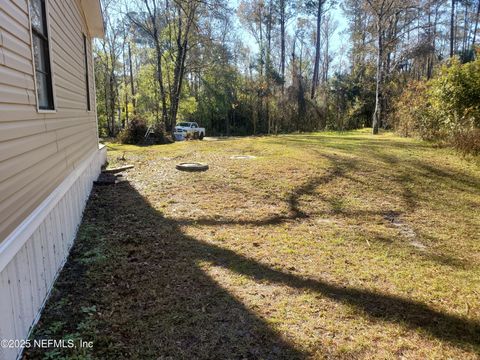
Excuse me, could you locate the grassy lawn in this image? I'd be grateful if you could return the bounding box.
[26,129,480,359]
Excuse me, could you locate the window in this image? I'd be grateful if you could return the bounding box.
[83,34,91,111]
[30,0,54,110]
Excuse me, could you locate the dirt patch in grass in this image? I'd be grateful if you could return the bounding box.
[25,130,480,359]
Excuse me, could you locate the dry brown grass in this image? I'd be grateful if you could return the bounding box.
[25,130,480,359]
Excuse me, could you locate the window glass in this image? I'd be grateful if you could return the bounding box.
[30,0,54,110]
[30,0,43,33]
[32,35,46,72]
[83,34,91,111]
[36,72,49,108]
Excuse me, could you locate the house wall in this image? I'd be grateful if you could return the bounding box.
[0,1,104,358]
[0,0,99,244]
[0,145,106,360]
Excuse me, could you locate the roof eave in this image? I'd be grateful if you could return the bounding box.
[79,0,105,38]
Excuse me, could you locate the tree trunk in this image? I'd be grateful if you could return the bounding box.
[154,38,169,127]
[109,72,116,136]
[128,42,136,115]
[122,42,128,128]
[266,0,272,134]
[145,0,168,128]
[310,0,323,99]
[373,23,383,135]
[280,0,286,94]
[472,0,480,48]
[450,0,456,57]
[324,21,329,83]
[169,4,196,130]
[258,5,264,131]
[462,2,468,54]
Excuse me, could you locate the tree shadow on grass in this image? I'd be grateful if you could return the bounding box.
[176,152,471,270]
[27,179,480,359]
[119,182,480,354]
[26,182,307,360]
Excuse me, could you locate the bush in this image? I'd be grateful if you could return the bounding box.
[394,55,480,154]
[118,117,148,144]
[429,57,480,131]
[393,81,443,140]
[451,129,480,156]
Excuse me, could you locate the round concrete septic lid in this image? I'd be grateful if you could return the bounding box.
[230,155,257,159]
[176,162,209,171]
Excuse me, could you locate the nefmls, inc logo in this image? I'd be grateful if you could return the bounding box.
[33,339,75,348]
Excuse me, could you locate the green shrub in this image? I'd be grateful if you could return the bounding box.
[429,57,480,131]
[393,81,440,140]
[394,55,480,154]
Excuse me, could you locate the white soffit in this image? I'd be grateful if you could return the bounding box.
[79,0,105,38]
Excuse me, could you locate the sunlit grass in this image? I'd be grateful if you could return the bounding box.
[28,130,480,359]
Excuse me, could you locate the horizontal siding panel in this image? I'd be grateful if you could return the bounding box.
[0,120,45,142]
[51,2,83,44]
[0,8,30,45]
[0,65,34,90]
[0,152,65,204]
[51,47,84,83]
[0,142,57,183]
[50,17,84,67]
[1,29,32,60]
[65,136,96,168]
[0,152,66,214]
[50,36,84,76]
[2,0,29,30]
[55,121,92,140]
[54,68,85,92]
[55,95,86,110]
[55,73,85,96]
[52,79,85,104]
[0,103,37,122]
[54,84,88,105]
[2,46,34,75]
[0,0,99,249]
[11,0,29,15]
[44,114,94,131]
[0,131,57,163]
[56,0,83,34]
[0,164,68,242]
[57,125,94,151]
[0,83,32,105]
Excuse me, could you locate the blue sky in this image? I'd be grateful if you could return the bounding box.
[227,0,349,71]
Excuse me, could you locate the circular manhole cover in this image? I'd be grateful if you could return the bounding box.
[176,162,209,172]
[230,155,257,159]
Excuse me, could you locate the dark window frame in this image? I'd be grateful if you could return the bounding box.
[83,34,91,111]
[30,0,54,111]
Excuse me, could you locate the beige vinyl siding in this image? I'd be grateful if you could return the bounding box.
[0,0,99,242]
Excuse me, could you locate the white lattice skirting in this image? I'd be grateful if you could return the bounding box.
[0,145,106,360]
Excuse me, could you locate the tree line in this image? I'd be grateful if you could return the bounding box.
[94,0,480,146]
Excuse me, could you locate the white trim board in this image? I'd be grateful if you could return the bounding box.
[0,145,106,273]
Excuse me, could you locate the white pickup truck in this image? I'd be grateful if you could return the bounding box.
[174,122,205,140]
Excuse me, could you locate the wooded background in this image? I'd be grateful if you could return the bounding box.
[95,0,480,152]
